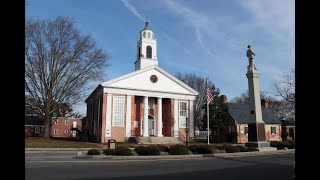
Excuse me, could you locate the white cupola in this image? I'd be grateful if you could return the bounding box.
[134,17,158,70]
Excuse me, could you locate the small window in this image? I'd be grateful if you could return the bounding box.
[148,32,150,38]
[64,130,68,134]
[143,32,146,38]
[35,126,40,133]
[54,120,58,124]
[244,127,248,135]
[65,120,69,125]
[271,127,276,134]
[54,129,58,134]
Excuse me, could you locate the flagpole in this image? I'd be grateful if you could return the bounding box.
[206,78,210,145]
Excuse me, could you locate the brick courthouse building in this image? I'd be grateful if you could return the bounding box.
[85,19,198,143]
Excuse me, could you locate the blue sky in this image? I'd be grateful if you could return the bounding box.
[26,0,295,116]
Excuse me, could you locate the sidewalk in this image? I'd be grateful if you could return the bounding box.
[73,149,295,160]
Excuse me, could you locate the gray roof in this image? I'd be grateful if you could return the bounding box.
[25,115,44,125]
[228,103,281,124]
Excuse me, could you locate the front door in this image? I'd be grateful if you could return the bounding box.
[148,116,155,136]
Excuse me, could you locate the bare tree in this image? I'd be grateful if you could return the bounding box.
[274,68,295,104]
[175,72,213,130]
[25,17,109,138]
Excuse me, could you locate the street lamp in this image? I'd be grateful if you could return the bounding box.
[186,117,189,146]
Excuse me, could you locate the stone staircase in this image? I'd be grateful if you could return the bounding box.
[134,137,184,144]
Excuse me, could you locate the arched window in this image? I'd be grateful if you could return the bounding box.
[138,47,141,58]
[148,32,150,38]
[143,32,146,38]
[146,46,152,58]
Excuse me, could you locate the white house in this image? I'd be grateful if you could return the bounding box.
[85,19,199,143]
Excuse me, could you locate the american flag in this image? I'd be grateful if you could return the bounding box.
[206,87,214,104]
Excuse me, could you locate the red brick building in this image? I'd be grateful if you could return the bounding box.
[225,96,282,143]
[51,117,82,138]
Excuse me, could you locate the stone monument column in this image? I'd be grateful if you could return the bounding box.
[245,45,271,149]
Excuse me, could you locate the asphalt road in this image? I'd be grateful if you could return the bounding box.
[25,152,295,180]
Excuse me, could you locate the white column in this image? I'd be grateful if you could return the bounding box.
[174,98,179,137]
[157,97,163,137]
[189,100,194,137]
[105,94,112,137]
[125,95,132,137]
[143,96,149,137]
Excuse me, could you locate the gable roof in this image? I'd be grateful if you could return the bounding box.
[228,103,281,124]
[100,65,199,96]
[25,115,44,125]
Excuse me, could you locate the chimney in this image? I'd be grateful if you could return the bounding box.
[61,109,66,117]
[220,95,228,104]
[261,99,269,108]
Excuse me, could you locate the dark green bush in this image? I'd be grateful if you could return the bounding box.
[169,145,189,155]
[246,147,259,152]
[214,145,225,150]
[189,145,213,154]
[115,147,133,156]
[223,145,240,153]
[134,146,160,155]
[270,141,294,150]
[103,149,116,155]
[87,149,101,155]
[134,146,148,155]
[187,145,199,154]
[157,145,169,152]
[236,145,248,152]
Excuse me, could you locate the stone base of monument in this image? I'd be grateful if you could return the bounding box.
[245,141,277,151]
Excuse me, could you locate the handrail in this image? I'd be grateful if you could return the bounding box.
[178,131,185,142]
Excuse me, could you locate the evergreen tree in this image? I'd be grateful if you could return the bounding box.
[202,84,230,142]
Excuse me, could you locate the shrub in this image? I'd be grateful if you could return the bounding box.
[214,145,225,151]
[285,140,295,149]
[87,149,101,155]
[236,145,248,152]
[223,145,240,153]
[115,147,133,156]
[246,147,259,152]
[270,141,294,150]
[169,145,189,155]
[134,146,160,156]
[187,145,199,154]
[157,145,169,152]
[103,149,116,155]
[134,146,148,155]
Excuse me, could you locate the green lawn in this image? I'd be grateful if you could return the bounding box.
[25,137,101,148]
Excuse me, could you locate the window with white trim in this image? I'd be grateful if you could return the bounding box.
[112,96,125,126]
[54,120,58,124]
[271,127,276,134]
[64,130,68,134]
[179,101,188,128]
[35,126,40,133]
[54,129,58,134]
[65,120,69,125]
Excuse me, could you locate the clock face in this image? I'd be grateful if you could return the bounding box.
[150,75,158,83]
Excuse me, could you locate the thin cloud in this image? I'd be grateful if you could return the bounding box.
[120,0,144,21]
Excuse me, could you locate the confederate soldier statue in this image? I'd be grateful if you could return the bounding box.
[246,45,256,70]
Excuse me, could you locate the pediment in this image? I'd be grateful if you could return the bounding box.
[100,65,198,96]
